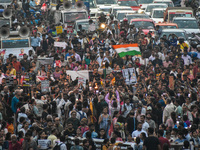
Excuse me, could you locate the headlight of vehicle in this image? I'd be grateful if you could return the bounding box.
[138,9,143,14]
[100,23,106,29]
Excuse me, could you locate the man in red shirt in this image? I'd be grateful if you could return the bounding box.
[158,130,170,149]
[12,56,21,72]
[9,134,21,150]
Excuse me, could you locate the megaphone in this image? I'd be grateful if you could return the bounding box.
[3,9,12,19]
[63,1,72,10]
[19,26,30,37]
[0,27,10,38]
[75,1,84,10]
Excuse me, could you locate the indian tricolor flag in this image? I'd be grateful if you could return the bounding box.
[112,44,141,57]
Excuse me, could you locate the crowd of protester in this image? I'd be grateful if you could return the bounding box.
[0,0,200,150]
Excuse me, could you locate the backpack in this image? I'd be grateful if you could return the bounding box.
[53,143,63,150]
[78,111,86,121]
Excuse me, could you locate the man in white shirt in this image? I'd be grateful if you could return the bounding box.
[53,93,66,118]
[140,115,149,132]
[182,49,192,66]
[132,122,148,137]
[97,50,110,67]
[163,99,176,123]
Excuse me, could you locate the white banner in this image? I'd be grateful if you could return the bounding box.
[66,70,89,81]
[54,42,68,48]
[1,47,34,60]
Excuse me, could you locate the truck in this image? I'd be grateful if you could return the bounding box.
[54,2,88,33]
[0,0,12,8]
[0,27,34,60]
[163,7,193,22]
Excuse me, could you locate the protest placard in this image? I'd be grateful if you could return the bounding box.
[54,42,67,48]
[56,26,63,34]
[129,68,137,84]
[78,77,86,88]
[41,80,49,93]
[122,68,137,85]
[38,139,51,149]
[6,76,14,86]
[38,58,54,66]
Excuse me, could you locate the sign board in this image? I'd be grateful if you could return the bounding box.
[6,76,14,86]
[54,42,67,48]
[41,80,50,93]
[122,68,137,85]
[129,68,137,84]
[67,26,73,33]
[22,75,30,87]
[56,26,63,34]
[38,139,51,149]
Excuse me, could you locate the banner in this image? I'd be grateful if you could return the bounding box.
[66,70,89,81]
[41,80,50,93]
[1,47,34,59]
[38,58,54,66]
[122,68,137,85]
[56,26,63,34]
[54,42,67,48]
[38,139,51,149]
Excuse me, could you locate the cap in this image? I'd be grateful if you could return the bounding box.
[147,106,152,110]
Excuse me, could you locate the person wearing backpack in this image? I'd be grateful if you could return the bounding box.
[70,138,83,150]
[76,104,87,121]
[53,135,67,150]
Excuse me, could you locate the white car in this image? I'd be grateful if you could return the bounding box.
[97,5,114,15]
[74,19,98,32]
[115,10,136,22]
[151,8,166,23]
[172,17,200,34]
[160,29,190,46]
[137,0,154,11]
[89,0,99,19]
[95,0,119,9]
[153,0,174,7]
[110,6,133,16]
[145,3,168,16]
